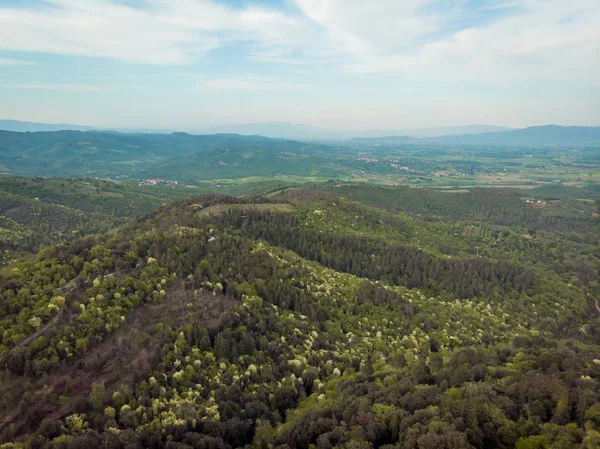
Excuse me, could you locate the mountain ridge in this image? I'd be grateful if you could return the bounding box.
[1,119,513,140]
[429,124,600,146]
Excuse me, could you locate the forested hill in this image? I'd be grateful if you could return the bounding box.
[1,188,600,449]
[0,131,330,178]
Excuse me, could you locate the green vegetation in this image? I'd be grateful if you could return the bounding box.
[0,183,598,448]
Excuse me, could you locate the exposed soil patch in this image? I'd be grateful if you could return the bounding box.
[2,206,25,218]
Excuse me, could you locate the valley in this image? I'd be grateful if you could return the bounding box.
[1,128,599,191]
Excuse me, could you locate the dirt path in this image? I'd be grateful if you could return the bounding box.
[594,298,600,316]
[16,281,81,347]
[16,270,127,348]
[93,270,127,282]
[18,306,64,347]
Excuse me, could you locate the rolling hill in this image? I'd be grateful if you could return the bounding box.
[0,131,327,179]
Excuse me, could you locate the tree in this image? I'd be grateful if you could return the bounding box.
[90,383,105,411]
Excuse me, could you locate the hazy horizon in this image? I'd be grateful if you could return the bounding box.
[0,0,599,129]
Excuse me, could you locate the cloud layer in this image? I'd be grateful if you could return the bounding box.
[0,0,598,85]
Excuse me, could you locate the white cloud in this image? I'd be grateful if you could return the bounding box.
[297,0,600,85]
[294,0,440,56]
[0,83,103,91]
[0,0,598,86]
[0,0,313,65]
[196,77,310,92]
[0,57,34,66]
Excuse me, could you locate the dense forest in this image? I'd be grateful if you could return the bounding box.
[0,184,598,448]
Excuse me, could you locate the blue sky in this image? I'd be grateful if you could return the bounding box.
[0,0,598,130]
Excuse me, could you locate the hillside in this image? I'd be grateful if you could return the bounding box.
[0,187,599,448]
[136,146,344,182]
[0,178,194,265]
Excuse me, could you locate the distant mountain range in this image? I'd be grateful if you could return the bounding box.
[0,120,598,147]
[429,125,600,146]
[204,122,511,140]
[345,125,600,146]
[348,136,414,144]
[0,120,173,134]
[349,125,513,139]
[1,119,510,140]
[0,119,95,133]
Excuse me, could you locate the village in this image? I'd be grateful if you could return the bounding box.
[137,178,180,187]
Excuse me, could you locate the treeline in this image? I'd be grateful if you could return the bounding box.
[214,210,538,298]
[329,185,598,238]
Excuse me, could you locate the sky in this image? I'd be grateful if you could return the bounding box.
[0,0,598,131]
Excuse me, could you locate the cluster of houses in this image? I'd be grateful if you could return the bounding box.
[390,164,411,171]
[525,199,547,208]
[138,179,179,187]
[357,157,384,163]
